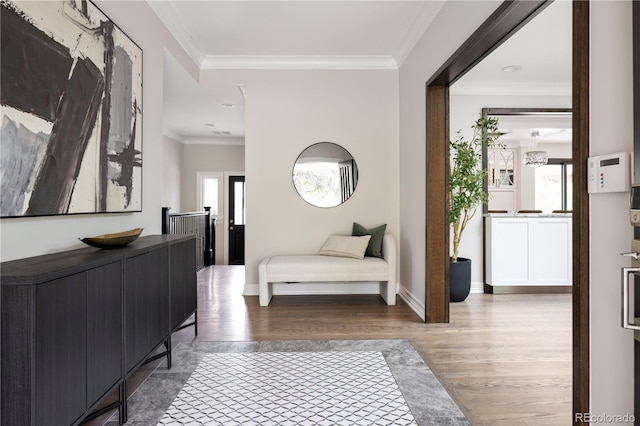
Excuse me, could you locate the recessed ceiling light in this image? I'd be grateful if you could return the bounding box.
[222,103,235,108]
[204,122,215,127]
[501,65,522,73]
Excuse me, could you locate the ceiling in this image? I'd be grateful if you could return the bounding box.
[491,113,573,147]
[151,0,572,145]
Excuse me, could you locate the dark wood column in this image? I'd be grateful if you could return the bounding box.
[425,85,450,323]
[572,1,590,422]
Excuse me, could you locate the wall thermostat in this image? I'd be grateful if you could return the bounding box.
[587,152,630,194]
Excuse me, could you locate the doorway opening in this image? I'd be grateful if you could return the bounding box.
[197,172,222,264]
[424,0,589,417]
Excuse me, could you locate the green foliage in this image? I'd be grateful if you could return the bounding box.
[293,167,341,207]
[450,116,501,262]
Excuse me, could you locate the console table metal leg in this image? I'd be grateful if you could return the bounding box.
[174,310,198,336]
[119,380,127,424]
[79,381,127,424]
[165,337,172,369]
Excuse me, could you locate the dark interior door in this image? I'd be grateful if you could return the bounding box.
[228,175,245,265]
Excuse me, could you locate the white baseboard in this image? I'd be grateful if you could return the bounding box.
[471,281,484,294]
[243,281,382,296]
[398,284,425,321]
[397,281,483,321]
[243,283,259,296]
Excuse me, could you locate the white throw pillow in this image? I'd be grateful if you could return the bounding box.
[319,235,372,260]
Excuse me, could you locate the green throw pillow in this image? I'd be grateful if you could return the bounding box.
[352,222,387,258]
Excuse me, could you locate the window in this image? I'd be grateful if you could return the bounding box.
[292,162,342,208]
[203,178,219,215]
[233,179,245,225]
[197,172,222,217]
[534,159,572,212]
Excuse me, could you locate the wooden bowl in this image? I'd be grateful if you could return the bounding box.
[80,228,143,249]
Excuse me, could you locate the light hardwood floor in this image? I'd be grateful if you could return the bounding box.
[93,264,572,425]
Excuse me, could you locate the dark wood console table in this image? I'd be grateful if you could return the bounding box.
[1,234,197,425]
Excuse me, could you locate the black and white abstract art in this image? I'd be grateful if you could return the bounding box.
[1,0,142,217]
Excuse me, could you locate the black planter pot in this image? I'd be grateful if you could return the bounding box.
[450,257,471,302]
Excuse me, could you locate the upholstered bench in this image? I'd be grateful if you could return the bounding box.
[258,234,396,306]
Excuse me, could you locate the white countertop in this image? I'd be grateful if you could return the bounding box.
[484,213,572,218]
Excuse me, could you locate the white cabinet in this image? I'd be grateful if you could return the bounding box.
[485,215,572,287]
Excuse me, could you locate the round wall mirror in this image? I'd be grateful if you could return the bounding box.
[292,142,359,208]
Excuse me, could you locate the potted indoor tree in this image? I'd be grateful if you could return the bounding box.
[449,115,500,302]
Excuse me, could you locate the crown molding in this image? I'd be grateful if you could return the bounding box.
[162,128,246,145]
[182,137,245,146]
[147,1,206,64]
[162,128,184,143]
[450,82,572,97]
[394,1,445,67]
[200,55,398,70]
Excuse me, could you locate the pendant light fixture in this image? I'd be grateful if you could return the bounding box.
[522,130,548,168]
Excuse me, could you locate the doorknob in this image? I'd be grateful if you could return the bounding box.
[621,252,640,260]
[230,226,234,230]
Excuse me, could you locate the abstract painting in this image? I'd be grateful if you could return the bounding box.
[1,0,142,217]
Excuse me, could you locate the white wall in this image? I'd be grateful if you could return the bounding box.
[163,135,184,212]
[0,0,194,262]
[590,1,635,417]
[244,70,400,286]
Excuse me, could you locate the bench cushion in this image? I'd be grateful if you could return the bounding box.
[264,255,389,283]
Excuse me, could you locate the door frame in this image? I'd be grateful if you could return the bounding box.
[423,0,589,420]
[223,171,245,265]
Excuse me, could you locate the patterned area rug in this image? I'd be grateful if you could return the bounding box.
[108,339,468,426]
[159,351,416,425]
